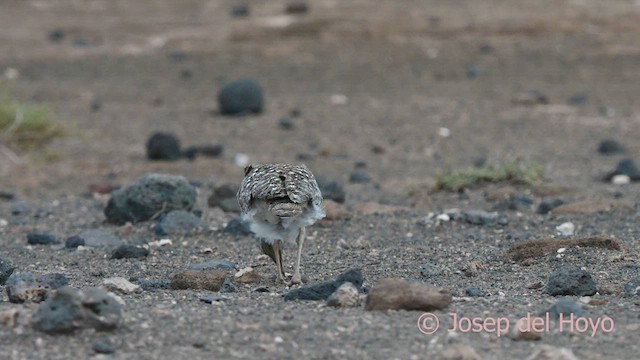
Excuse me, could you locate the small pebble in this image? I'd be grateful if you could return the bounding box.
[555,222,575,236]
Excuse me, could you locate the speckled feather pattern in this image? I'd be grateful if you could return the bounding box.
[237,164,323,215]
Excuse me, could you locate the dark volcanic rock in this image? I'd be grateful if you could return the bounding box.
[598,139,625,155]
[349,171,371,184]
[136,278,171,291]
[104,173,197,224]
[70,230,123,248]
[32,286,122,333]
[146,132,182,161]
[208,184,240,212]
[27,232,59,245]
[218,80,264,115]
[190,259,237,271]
[284,268,363,301]
[111,244,149,259]
[546,267,597,296]
[223,216,253,236]
[11,200,30,216]
[6,273,69,303]
[0,257,16,285]
[605,158,640,181]
[536,199,565,215]
[465,287,485,297]
[285,1,309,15]
[155,210,209,236]
[318,180,346,203]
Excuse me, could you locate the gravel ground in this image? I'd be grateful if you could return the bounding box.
[1,1,640,359]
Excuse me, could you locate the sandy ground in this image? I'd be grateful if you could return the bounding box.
[1,0,640,359]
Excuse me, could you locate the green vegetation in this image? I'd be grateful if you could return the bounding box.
[0,97,64,149]
[435,160,544,192]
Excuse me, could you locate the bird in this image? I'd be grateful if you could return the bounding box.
[237,164,325,285]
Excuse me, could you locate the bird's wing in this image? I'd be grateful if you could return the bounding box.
[237,164,323,214]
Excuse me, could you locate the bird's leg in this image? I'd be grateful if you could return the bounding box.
[291,227,306,285]
[273,240,287,284]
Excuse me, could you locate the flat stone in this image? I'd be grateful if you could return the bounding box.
[365,278,452,311]
[111,244,149,259]
[543,298,587,319]
[103,277,142,294]
[155,210,209,236]
[190,259,237,271]
[284,268,363,301]
[200,294,230,303]
[75,230,123,248]
[170,270,227,291]
[92,337,116,354]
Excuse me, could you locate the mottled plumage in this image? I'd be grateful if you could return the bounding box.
[237,164,325,285]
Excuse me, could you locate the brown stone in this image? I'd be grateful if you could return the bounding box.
[354,202,399,215]
[234,267,261,284]
[506,236,621,262]
[365,278,452,311]
[170,270,227,291]
[323,200,350,220]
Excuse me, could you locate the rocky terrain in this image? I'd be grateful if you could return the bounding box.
[1,0,640,359]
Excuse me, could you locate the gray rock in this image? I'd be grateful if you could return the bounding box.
[75,230,123,248]
[546,267,597,296]
[251,286,270,293]
[136,278,171,291]
[92,337,116,354]
[146,132,182,161]
[218,80,264,115]
[543,298,588,319]
[460,209,502,226]
[11,200,30,216]
[223,216,253,236]
[0,257,16,285]
[606,158,640,181]
[219,198,241,213]
[419,263,443,278]
[220,279,239,293]
[155,210,209,236]
[190,259,237,271]
[32,286,122,333]
[200,294,230,303]
[598,139,625,155]
[284,268,363,301]
[111,244,149,259]
[349,171,371,184]
[279,117,294,130]
[27,232,59,245]
[104,173,197,224]
[65,236,85,248]
[465,287,485,297]
[6,272,69,303]
[624,278,640,296]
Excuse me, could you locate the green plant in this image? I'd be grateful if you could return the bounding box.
[0,99,64,149]
[434,160,544,192]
